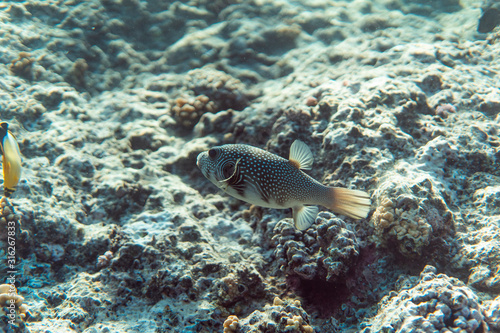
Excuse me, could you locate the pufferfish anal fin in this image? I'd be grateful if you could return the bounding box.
[292,205,319,230]
[289,140,314,170]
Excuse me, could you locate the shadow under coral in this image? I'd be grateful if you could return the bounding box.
[286,246,415,320]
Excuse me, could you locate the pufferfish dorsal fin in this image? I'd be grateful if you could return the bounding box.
[289,140,313,170]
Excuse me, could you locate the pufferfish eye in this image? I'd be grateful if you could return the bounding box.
[208,148,218,159]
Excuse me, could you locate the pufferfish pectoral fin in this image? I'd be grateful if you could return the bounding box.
[292,205,319,230]
[289,140,314,170]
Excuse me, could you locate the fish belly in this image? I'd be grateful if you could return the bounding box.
[223,183,291,209]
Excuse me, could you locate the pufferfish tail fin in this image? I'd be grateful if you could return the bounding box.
[328,187,371,219]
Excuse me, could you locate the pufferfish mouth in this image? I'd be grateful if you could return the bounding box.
[196,152,204,168]
[196,153,211,180]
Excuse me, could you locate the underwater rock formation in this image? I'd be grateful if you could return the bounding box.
[185,68,250,112]
[168,68,252,132]
[362,266,489,333]
[451,221,500,293]
[9,52,35,80]
[371,174,455,256]
[229,297,314,333]
[483,295,500,330]
[1,0,499,332]
[273,212,359,282]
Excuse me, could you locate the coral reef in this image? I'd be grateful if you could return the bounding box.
[185,68,250,112]
[483,295,500,330]
[451,221,500,293]
[273,212,359,282]
[223,315,239,333]
[370,174,455,256]
[234,297,314,333]
[0,198,29,260]
[473,183,500,216]
[434,103,456,118]
[96,250,114,270]
[9,52,34,80]
[171,94,216,129]
[162,68,252,132]
[0,198,23,242]
[0,0,498,332]
[66,58,89,87]
[362,266,489,333]
[0,284,29,333]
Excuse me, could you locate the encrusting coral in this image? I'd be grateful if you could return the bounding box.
[67,58,89,87]
[185,68,249,112]
[96,250,114,269]
[483,295,500,330]
[370,175,454,256]
[171,95,217,129]
[371,196,432,253]
[0,198,20,242]
[9,52,34,79]
[273,212,359,282]
[361,266,490,332]
[451,222,500,292]
[0,198,27,253]
[231,297,314,333]
[223,315,240,333]
[216,267,267,309]
[170,68,251,130]
[0,284,29,332]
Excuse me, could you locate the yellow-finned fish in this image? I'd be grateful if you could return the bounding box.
[196,140,371,230]
[0,122,22,197]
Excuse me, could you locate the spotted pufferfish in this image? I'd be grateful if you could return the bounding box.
[196,140,371,230]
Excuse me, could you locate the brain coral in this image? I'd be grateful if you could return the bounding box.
[272,212,359,282]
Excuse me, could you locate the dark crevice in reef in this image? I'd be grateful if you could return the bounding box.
[293,277,351,319]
